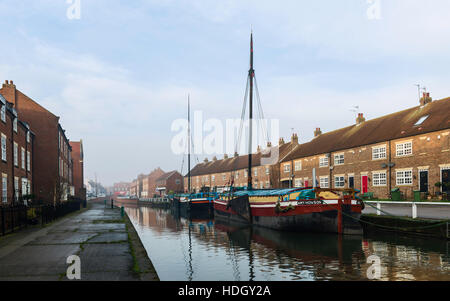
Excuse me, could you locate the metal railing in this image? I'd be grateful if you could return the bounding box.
[365,201,450,219]
[139,198,170,203]
[0,200,82,237]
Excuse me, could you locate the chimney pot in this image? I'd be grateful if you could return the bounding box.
[356,113,366,125]
[314,128,322,137]
[267,142,272,148]
[224,154,229,159]
[279,137,285,145]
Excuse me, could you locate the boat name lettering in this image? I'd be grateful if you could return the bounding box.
[297,200,323,205]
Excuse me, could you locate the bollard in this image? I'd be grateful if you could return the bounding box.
[121,206,124,218]
[376,202,381,216]
[412,202,417,219]
[111,199,114,209]
[104,199,106,207]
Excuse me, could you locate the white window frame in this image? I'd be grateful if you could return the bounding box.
[396,169,413,186]
[1,134,6,162]
[254,168,258,177]
[320,176,329,188]
[13,142,18,167]
[334,176,345,188]
[27,151,31,171]
[372,171,387,187]
[2,174,7,203]
[294,178,302,188]
[334,153,345,166]
[396,141,413,157]
[13,118,17,133]
[372,145,387,160]
[0,105,5,123]
[21,147,25,169]
[265,167,270,175]
[319,156,329,167]
[283,164,291,173]
[294,160,302,171]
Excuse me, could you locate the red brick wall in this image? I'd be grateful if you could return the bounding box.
[0,81,68,204]
[70,141,85,200]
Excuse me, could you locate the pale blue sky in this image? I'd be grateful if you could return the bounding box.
[1,0,449,186]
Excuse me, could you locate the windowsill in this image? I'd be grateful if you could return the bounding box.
[372,157,387,161]
[395,154,413,158]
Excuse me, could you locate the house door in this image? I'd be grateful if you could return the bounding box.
[349,176,355,189]
[361,175,368,194]
[419,170,428,193]
[304,180,309,188]
[442,169,450,194]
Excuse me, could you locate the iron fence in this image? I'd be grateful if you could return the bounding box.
[0,200,82,237]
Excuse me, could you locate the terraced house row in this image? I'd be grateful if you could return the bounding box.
[186,94,450,200]
[0,80,85,205]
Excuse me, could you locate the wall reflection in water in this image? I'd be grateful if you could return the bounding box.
[124,205,450,281]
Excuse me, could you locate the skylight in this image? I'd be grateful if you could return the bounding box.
[414,115,429,126]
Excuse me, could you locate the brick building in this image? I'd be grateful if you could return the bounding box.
[113,182,131,196]
[281,94,450,199]
[185,95,449,200]
[0,93,35,205]
[69,140,85,200]
[0,80,74,204]
[156,171,184,195]
[185,137,299,193]
[141,168,165,198]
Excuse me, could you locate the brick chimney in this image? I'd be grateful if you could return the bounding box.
[257,145,261,153]
[234,152,239,158]
[291,133,298,145]
[420,92,432,106]
[267,141,272,148]
[204,158,209,163]
[279,137,285,145]
[1,80,17,105]
[356,113,366,125]
[224,154,229,159]
[314,128,322,137]
[213,156,217,161]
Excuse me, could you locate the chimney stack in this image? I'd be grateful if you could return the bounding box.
[267,141,272,148]
[314,128,322,137]
[257,145,261,153]
[420,92,432,106]
[213,156,217,161]
[234,152,239,157]
[279,137,285,145]
[224,154,229,159]
[204,158,209,163]
[356,113,366,125]
[291,133,298,145]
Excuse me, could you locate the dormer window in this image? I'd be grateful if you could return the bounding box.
[27,131,30,143]
[414,115,429,126]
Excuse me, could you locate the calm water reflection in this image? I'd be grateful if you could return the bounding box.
[125,205,450,281]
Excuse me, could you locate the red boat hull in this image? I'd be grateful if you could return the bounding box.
[214,198,363,235]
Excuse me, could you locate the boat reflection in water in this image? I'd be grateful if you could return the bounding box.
[124,205,450,281]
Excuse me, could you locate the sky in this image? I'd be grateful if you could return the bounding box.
[0,0,450,186]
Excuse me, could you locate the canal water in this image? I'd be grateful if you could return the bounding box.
[125,205,450,281]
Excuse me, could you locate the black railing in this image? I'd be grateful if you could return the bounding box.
[0,200,82,237]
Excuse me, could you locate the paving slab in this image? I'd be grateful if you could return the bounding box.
[0,202,159,281]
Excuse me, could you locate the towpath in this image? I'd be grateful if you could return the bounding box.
[0,202,159,281]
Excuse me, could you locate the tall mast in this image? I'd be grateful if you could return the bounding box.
[188,94,191,194]
[248,33,254,190]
